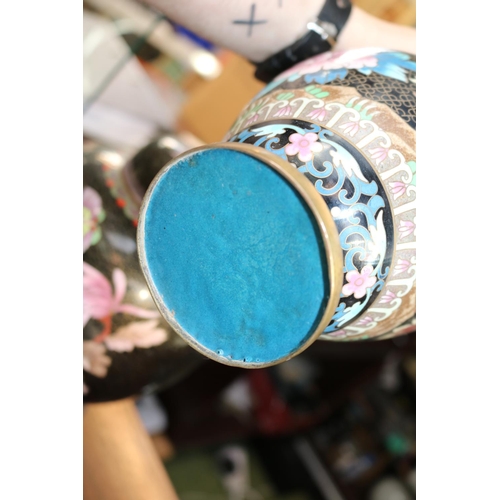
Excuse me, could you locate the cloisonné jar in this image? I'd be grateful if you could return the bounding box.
[138,48,416,369]
[83,134,204,402]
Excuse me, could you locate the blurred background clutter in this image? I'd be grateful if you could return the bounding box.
[83,0,415,498]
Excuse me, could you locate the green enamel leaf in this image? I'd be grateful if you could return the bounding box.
[247,100,266,115]
[346,97,375,121]
[276,92,294,101]
[305,85,329,98]
[408,161,416,186]
[359,110,374,121]
[346,97,356,108]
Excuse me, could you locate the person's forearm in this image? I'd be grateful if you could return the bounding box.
[143,0,415,60]
[336,7,415,55]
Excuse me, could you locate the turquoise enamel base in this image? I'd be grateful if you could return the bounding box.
[142,148,330,365]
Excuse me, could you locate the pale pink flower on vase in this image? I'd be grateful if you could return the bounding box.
[83,341,112,378]
[245,113,259,127]
[307,107,327,122]
[273,105,292,118]
[310,49,379,71]
[328,329,347,338]
[356,316,373,326]
[339,120,360,137]
[389,181,409,200]
[83,262,160,327]
[83,186,105,253]
[335,54,378,70]
[104,320,168,353]
[393,258,411,275]
[279,49,380,79]
[368,147,389,166]
[342,265,377,299]
[398,219,416,239]
[83,382,89,395]
[285,132,323,162]
[379,290,396,304]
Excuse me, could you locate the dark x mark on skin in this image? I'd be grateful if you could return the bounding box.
[233,3,267,36]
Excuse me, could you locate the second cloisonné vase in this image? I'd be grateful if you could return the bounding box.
[138,48,416,369]
[83,134,205,402]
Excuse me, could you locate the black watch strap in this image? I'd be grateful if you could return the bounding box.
[253,0,352,83]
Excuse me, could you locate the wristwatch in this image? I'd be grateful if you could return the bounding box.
[253,0,352,83]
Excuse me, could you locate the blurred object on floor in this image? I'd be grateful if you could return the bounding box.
[251,435,344,500]
[136,393,168,435]
[368,477,412,500]
[405,468,416,495]
[156,333,415,499]
[220,376,253,425]
[307,343,415,499]
[403,356,416,383]
[216,445,252,500]
[157,334,415,449]
[136,394,176,460]
[248,357,331,436]
[165,442,313,500]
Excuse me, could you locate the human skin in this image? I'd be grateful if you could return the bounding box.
[142,0,416,62]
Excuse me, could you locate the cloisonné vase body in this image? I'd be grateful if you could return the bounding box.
[138,48,416,369]
[225,48,416,342]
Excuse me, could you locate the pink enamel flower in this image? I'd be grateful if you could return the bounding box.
[339,121,360,137]
[379,290,396,304]
[356,316,374,326]
[83,187,106,253]
[273,105,292,117]
[398,219,416,239]
[393,258,411,275]
[389,181,409,200]
[342,265,377,299]
[307,108,327,122]
[285,132,323,162]
[245,113,259,127]
[104,320,168,352]
[327,329,347,338]
[279,48,380,79]
[334,54,378,70]
[369,147,389,166]
[83,262,160,327]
